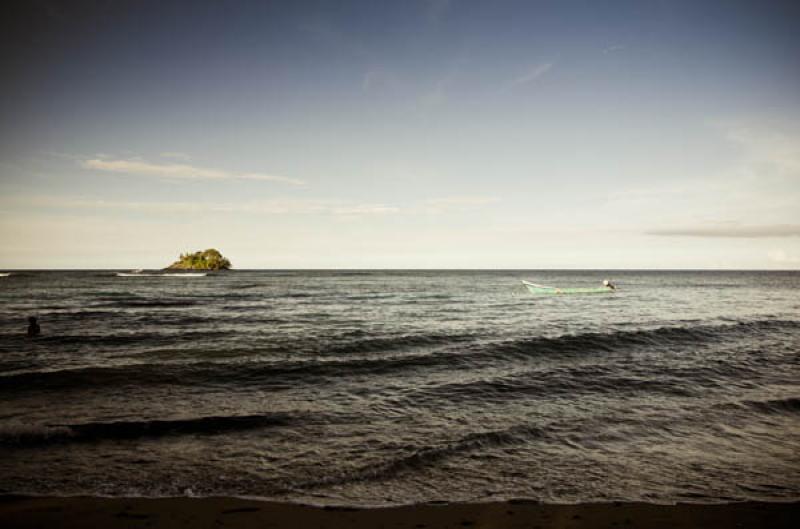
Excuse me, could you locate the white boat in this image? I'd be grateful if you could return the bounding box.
[522,280,615,295]
[0,273,10,277]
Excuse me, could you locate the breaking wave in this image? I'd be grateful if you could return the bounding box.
[0,413,294,447]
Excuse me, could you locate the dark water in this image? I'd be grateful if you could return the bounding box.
[0,270,798,505]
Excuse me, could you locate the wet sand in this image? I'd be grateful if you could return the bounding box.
[1,496,798,528]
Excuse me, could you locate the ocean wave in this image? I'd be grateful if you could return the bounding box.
[31,330,232,347]
[95,299,202,308]
[402,364,702,408]
[742,397,800,415]
[0,413,293,447]
[483,319,800,359]
[319,332,475,356]
[0,319,794,392]
[0,330,475,389]
[288,423,546,490]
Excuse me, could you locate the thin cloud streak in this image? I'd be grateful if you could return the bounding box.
[602,45,625,54]
[502,62,553,92]
[159,151,191,160]
[647,224,800,238]
[768,249,800,264]
[1,195,397,217]
[81,158,305,186]
[724,125,800,174]
[417,57,468,107]
[422,196,499,211]
[3,194,497,217]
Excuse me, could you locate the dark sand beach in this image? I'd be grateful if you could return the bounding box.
[1,497,799,529]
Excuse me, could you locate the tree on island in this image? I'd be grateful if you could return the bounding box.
[166,249,232,271]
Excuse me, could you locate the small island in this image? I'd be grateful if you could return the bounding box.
[166,249,232,271]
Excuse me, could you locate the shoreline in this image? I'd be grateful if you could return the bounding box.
[1,496,798,528]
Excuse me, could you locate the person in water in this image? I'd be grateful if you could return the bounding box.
[27,316,40,337]
[603,279,616,290]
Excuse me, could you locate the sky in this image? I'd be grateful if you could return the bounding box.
[1,0,799,269]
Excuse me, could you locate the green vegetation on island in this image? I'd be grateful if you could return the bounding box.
[166,249,232,271]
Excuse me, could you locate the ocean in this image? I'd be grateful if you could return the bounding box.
[0,270,798,506]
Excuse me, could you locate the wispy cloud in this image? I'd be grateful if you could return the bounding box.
[723,124,800,175]
[3,193,499,218]
[362,68,401,93]
[605,121,800,225]
[416,56,469,108]
[2,195,398,217]
[768,249,800,265]
[502,62,554,92]
[81,158,305,186]
[331,204,400,215]
[159,151,191,161]
[647,224,800,238]
[602,45,625,54]
[421,196,499,213]
[419,78,449,107]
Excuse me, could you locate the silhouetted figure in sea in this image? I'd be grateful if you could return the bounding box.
[27,316,40,337]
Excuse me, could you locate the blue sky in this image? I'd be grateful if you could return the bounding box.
[1,0,799,268]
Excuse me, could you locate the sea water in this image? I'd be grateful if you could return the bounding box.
[0,270,798,505]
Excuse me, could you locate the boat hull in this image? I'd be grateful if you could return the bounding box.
[522,280,613,295]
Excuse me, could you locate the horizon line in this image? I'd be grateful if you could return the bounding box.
[1,268,799,272]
